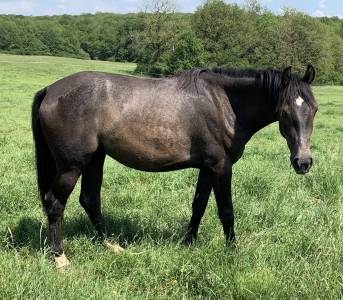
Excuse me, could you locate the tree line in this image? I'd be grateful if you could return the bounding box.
[0,0,342,84]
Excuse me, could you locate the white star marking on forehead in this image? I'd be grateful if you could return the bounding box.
[295,96,304,107]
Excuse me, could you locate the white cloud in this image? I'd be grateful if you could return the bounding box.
[313,0,326,17]
[56,0,66,10]
[313,9,325,17]
[0,0,33,14]
[318,0,326,9]
[58,0,112,14]
[43,8,58,16]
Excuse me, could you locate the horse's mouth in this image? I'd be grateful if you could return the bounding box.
[293,163,312,175]
[294,168,310,175]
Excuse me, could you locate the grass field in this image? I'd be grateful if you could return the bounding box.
[0,54,342,299]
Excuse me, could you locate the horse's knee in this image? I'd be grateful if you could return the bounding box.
[79,193,91,210]
[43,168,81,217]
[43,191,65,218]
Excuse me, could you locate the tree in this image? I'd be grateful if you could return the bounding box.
[135,0,177,75]
[167,30,207,74]
[273,9,336,83]
[192,0,257,68]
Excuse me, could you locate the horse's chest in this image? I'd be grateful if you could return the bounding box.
[229,147,245,163]
[223,135,246,164]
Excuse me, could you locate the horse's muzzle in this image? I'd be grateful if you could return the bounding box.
[292,156,313,174]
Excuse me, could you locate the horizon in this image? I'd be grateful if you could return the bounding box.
[0,0,342,19]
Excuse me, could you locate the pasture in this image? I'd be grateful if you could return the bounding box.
[0,54,342,299]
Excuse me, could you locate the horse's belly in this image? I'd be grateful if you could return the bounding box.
[103,141,192,171]
[101,125,192,171]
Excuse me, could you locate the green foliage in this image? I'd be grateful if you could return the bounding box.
[76,13,144,61]
[192,0,343,83]
[134,2,179,76]
[193,0,258,68]
[0,54,342,298]
[167,30,207,74]
[136,27,207,76]
[0,17,49,55]
[35,20,81,57]
[273,10,332,81]
[0,1,342,83]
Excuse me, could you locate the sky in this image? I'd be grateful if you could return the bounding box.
[0,0,342,19]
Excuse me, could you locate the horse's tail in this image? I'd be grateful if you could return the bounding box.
[32,87,56,202]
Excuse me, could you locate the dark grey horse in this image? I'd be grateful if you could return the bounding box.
[32,65,318,270]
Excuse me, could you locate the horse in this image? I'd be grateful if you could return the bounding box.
[32,64,318,270]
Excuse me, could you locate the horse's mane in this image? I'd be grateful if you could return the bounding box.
[177,67,315,111]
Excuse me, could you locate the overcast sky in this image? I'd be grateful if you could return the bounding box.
[0,0,342,18]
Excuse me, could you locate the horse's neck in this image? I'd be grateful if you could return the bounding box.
[226,82,278,137]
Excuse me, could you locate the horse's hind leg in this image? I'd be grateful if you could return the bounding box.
[43,167,81,270]
[79,146,124,252]
[79,146,106,239]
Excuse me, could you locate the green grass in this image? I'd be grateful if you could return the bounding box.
[0,53,342,299]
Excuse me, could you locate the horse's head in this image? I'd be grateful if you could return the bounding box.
[278,65,318,175]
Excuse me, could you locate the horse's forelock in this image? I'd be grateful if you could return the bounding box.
[275,74,316,112]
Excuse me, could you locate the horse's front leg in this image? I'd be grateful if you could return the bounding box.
[212,156,235,242]
[184,168,212,244]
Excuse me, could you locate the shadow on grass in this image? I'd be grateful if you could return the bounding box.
[5,213,187,252]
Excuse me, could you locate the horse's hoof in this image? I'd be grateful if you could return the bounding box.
[182,234,195,246]
[55,253,71,272]
[103,240,124,253]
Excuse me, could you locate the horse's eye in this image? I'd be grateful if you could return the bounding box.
[281,110,289,119]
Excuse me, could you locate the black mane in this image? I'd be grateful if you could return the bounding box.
[178,67,315,111]
[212,67,275,79]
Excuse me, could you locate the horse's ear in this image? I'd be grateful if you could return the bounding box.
[303,64,316,84]
[281,66,292,87]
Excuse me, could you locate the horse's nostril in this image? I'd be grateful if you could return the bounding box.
[301,161,309,170]
[300,158,312,171]
[293,157,300,168]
